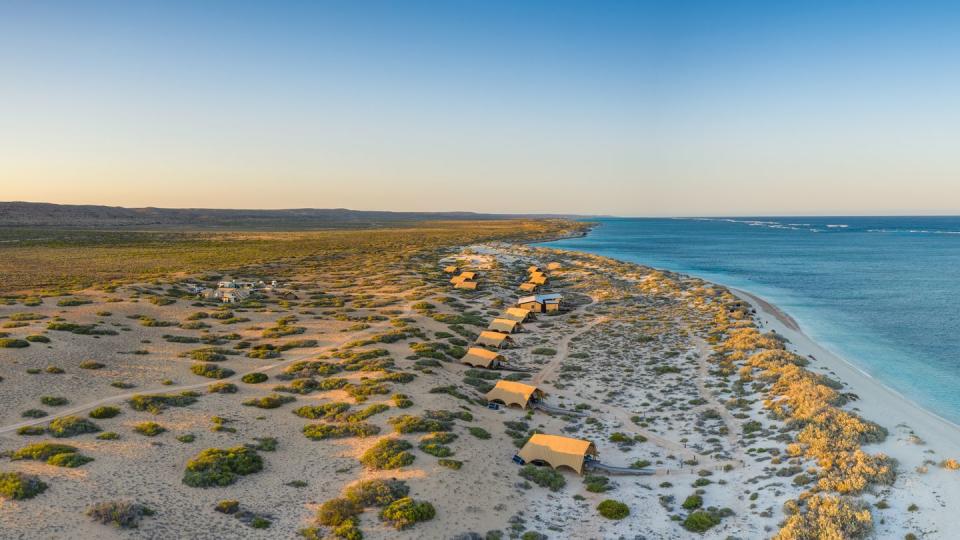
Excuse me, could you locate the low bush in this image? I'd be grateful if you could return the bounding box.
[40,396,68,406]
[79,360,106,369]
[316,497,361,526]
[584,475,612,493]
[597,499,630,520]
[47,416,101,437]
[388,414,453,434]
[392,393,414,408]
[182,446,264,487]
[438,458,463,470]
[0,338,30,348]
[241,372,268,384]
[379,497,436,530]
[360,438,415,470]
[682,494,703,510]
[682,510,721,533]
[343,478,409,507]
[519,465,565,491]
[128,392,198,413]
[191,363,234,379]
[89,406,121,419]
[208,382,238,394]
[11,442,78,461]
[48,452,94,467]
[242,394,295,409]
[21,409,48,418]
[468,426,491,439]
[293,403,351,420]
[133,422,165,436]
[0,471,48,500]
[25,335,50,343]
[86,501,155,529]
[302,422,380,440]
[215,500,240,514]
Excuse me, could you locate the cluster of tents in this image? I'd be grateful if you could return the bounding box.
[446,266,479,290]
[519,263,560,292]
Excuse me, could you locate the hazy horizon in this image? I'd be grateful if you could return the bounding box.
[3,1,960,216]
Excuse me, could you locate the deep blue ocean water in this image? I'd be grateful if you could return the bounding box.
[539,217,960,424]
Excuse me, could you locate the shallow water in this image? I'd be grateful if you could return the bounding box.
[539,217,960,423]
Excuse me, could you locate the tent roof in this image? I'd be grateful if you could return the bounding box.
[503,307,532,321]
[455,280,479,289]
[489,318,519,331]
[485,380,542,408]
[478,330,510,343]
[518,434,598,474]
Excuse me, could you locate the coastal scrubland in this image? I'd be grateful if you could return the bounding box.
[0,219,950,538]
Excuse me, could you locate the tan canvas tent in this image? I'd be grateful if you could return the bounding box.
[518,282,539,292]
[530,274,548,285]
[517,434,598,474]
[503,307,532,322]
[459,271,477,280]
[546,262,562,271]
[485,380,544,409]
[476,330,513,348]
[450,275,468,284]
[461,347,506,368]
[488,318,520,333]
[527,265,541,274]
[455,280,479,290]
[443,265,459,274]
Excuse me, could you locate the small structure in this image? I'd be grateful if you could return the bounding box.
[502,307,532,322]
[516,434,598,474]
[443,265,459,274]
[455,280,479,290]
[529,274,548,286]
[476,330,513,348]
[462,347,506,369]
[547,262,562,271]
[517,293,563,313]
[527,265,541,274]
[205,287,251,304]
[518,282,539,293]
[488,318,521,333]
[485,380,545,409]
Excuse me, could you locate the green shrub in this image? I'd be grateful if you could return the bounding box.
[133,422,165,436]
[418,433,456,457]
[47,452,94,468]
[47,416,101,437]
[302,423,380,440]
[215,500,239,514]
[597,499,630,519]
[191,363,234,379]
[392,394,414,408]
[519,465,566,491]
[250,517,271,529]
[531,348,556,356]
[0,472,48,500]
[182,446,264,487]
[682,510,721,533]
[468,427,491,439]
[316,497,361,526]
[17,426,45,436]
[128,392,198,413]
[86,501,154,528]
[379,497,436,530]
[360,439,415,470]
[208,382,238,394]
[40,396,68,407]
[293,403,351,420]
[343,478,409,507]
[438,458,463,470]
[242,394,295,409]
[97,432,120,440]
[11,442,78,461]
[584,475,612,493]
[241,372,269,384]
[177,434,196,443]
[682,494,703,510]
[21,409,48,418]
[25,335,50,343]
[90,406,121,419]
[388,414,453,434]
[0,338,30,348]
[79,360,105,369]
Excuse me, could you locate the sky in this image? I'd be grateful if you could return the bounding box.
[1,1,959,216]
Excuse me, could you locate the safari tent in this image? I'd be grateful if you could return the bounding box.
[546,262,562,271]
[518,282,539,292]
[502,307,532,322]
[450,275,468,284]
[443,265,459,274]
[527,265,541,274]
[488,318,521,333]
[485,380,545,409]
[461,347,506,369]
[517,434,598,474]
[458,271,477,280]
[476,330,513,348]
[517,293,563,313]
[529,274,548,285]
[455,280,479,290]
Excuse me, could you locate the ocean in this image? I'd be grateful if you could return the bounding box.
[538,217,960,424]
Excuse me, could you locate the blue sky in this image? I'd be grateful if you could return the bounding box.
[2,1,959,215]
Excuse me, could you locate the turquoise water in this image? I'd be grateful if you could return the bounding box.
[539,217,960,424]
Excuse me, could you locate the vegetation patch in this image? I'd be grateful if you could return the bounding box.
[360,438,415,470]
[0,471,48,500]
[379,497,436,530]
[597,499,630,520]
[182,446,264,488]
[129,392,198,413]
[519,464,566,491]
[47,416,101,438]
[87,501,155,529]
